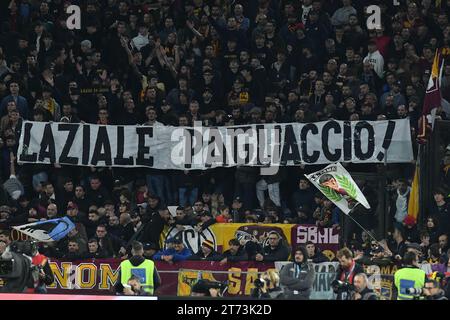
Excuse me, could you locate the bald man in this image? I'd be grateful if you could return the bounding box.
[352,273,378,300]
[46,204,58,219]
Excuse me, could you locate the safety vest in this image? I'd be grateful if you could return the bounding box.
[394,267,426,300]
[120,258,155,294]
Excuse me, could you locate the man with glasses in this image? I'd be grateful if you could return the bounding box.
[280,246,315,299]
[255,232,289,262]
[423,279,448,300]
[95,224,126,258]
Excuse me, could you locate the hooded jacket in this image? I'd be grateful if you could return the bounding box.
[279,252,315,300]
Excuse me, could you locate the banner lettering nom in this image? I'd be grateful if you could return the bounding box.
[18,120,413,169]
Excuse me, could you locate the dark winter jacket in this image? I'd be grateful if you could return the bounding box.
[356,287,378,300]
[280,261,315,299]
[221,246,249,262]
[187,250,222,261]
[259,241,290,262]
[309,248,329,263]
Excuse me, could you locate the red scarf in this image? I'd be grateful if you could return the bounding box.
[340,260,357,283]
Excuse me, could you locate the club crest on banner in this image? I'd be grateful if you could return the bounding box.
[164,226,216,254]
[234,225,288,248]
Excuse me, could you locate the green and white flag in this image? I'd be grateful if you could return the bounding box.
[305,162,370,214]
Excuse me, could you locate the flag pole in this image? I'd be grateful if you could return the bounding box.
[345,203,380,245]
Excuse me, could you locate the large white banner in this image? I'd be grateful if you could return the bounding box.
[17,120,413,170]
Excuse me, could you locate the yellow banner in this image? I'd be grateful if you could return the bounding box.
[177,264,277,296]
[160,223,293,255]
[177,269,216,296]
[211,223,293,252]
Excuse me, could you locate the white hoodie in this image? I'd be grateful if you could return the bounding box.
[364,50,385,78]
[394,187,410,223]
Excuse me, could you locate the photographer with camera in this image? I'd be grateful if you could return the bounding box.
[279,246,315,299]
[423,279,448,300]
[251,270,283,299]
[351,273,378,300]
[333,248,365,300]
[394,251,426,300]
[191,279,227,297]
[123,275,150,296]
[0,240,34,293]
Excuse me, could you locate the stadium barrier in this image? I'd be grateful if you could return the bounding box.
[45,259,402,299]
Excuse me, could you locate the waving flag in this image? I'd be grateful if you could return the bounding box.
[418,49,444,141]
[305,163,370,214]
[13,217,75,242]
[407,165,420,224]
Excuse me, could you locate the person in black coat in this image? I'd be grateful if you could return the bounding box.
[425,216,441,244]
[136,208,172,249]
[255,232,290,262]
[87,176,111,207]
[290,178,316,213]
[83,238,107,259]
[61,240,83,261]
[73,185,90,215]
[118,212,135,244]
[334,248,365,300]
[220,238,249,265]
[430,189,450,236]
[95,224,125,258]
[305,241,329,263]
[280,246,315,299]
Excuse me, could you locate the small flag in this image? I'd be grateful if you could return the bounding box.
[305,162,371,214]
[407,165,420,223]
[13,216,75,242]
[418,49,444,141]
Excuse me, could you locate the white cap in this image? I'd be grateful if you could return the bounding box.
[80,39,92,48]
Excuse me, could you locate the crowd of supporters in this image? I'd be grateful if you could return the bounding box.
[0,0,449,263]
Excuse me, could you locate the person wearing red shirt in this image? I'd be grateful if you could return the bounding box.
[215,206,232,223]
